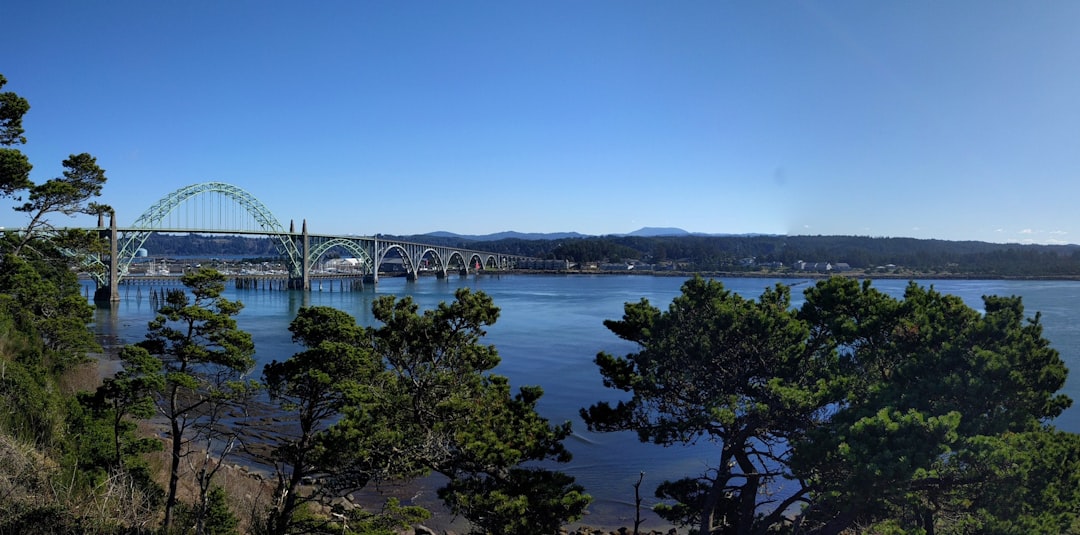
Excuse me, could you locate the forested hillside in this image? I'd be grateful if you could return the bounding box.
[402,233,1080,276]
[536,234,1080,276]
[152,232,1080,277]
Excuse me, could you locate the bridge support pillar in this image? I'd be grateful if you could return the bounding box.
[301,219,311,291]
[94,212,120,303]
[371,236,380,285]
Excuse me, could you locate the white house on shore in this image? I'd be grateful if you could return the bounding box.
[794,261,852,272]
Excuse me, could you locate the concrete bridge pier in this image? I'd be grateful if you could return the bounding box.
[301,219,311,290]
[93,212,121,304]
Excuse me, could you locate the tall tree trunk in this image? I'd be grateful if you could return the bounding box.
[164,414,182,531]
[112,411,124,468]
[273,464,306,535]
[700,446,735,534]
[162,382,184,532]
[270,424,311,535]
[734,450,760,535]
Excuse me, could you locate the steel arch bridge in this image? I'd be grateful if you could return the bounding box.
[114,182,305,280]
[86,182,534,301]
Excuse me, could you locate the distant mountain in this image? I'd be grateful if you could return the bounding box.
[620,227,780,238]
[421,230,590,241]
[419,228,773,241]
[625,227,691,237]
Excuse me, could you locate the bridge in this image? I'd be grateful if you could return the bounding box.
[81,182,536,302]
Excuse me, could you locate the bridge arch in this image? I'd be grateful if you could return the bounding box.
[446,251,469,273]
[376,243,417,280]
[468,253,499,269]
[417,247,445,277]
[308,238,374,275]
[115,182,303,281]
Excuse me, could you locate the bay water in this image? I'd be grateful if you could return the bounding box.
[87,275,1080,528]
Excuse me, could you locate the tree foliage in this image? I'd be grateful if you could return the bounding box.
[261,305,380,535]
[72,344,165,498]
[585,275,1080,535]
[365,289,589,534]
[582,276,829,533]
[0,72,164,534]
[174,486,240,535]
[296,288,590,535]
[400,230,1080,276]
[0,252,98,374]
[133,268,255,532]
[12,152,110,256]
[0,73,33,198]
[793,278,1073,534]
[137,230,1080,277]
[0,73,111,259]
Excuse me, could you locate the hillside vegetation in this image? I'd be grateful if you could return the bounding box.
[142,232,1080,278]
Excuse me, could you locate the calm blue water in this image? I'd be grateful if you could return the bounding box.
[86,275,1080,527]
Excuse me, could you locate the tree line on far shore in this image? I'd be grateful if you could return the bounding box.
[140,232,1080,278]
[453,234,1080,277]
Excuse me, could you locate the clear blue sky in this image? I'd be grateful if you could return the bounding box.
[3,1,1078,243]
